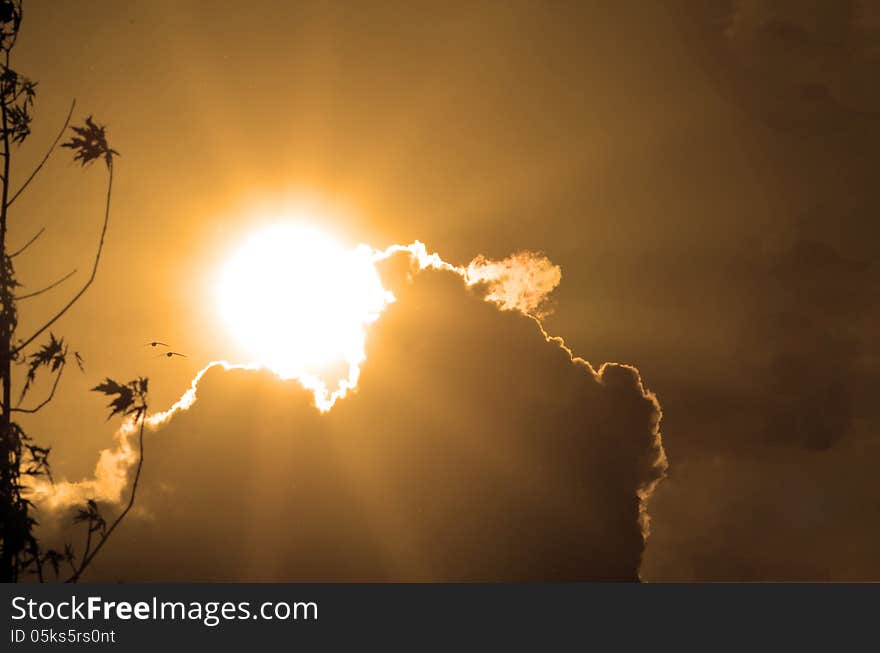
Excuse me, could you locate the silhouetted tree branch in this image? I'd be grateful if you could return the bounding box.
[0,0,141,583]
[67,417,144,583]
[6,98,74,208]
[66,379,148,583]
[14,267,75,300]
[8,224,42,257]
[11,361,63,413]
[0,0,19,584]
[14,159,113,354]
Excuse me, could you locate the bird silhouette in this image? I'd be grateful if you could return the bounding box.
[145,341,169,348]
[155,351,188,359]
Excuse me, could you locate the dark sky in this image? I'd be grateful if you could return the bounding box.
[12,1,880,580]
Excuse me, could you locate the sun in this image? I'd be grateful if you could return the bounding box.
[215,223,394,405]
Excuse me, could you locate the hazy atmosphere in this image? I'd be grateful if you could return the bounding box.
[3,0,879,582]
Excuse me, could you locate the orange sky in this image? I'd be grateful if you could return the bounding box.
[9,1,880,580]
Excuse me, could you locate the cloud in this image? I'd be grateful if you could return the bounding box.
[740,233,876,450]
[642,227,880,580]
[375,241,562,317]
[640,3,880,581]
[465,251,561,318]
[678,0,880,132]
[725,0,854,46]
[643,439,880,580]
[31,243,564,509]
[36,252,666,581]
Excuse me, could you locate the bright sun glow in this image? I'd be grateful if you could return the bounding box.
[216,223,394,408]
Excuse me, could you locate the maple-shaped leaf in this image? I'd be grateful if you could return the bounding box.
[92,376,148,421]
[18,333,66,405]
[62,115,119,169]
[92,377,134,419]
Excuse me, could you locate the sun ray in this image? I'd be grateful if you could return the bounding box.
[28,229,566,510]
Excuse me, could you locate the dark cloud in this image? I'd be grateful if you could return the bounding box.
[675,0,880,132]
[739,233,877,450]
[644,438,880,581]
[642,228,879,579]
[619,1,880,581]
[45,261,666,581]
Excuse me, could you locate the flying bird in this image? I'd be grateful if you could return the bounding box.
[156,351,188,359]
[145,341,169,348]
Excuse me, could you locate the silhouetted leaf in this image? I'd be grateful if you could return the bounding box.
[92,378,134,419]
[0,64,36,144]
[91,376,148,421]
[62,115,119,168]
[0,1,16,24]
[22,443,52,483]
[0,1,20,49]
[42,549,62,577]
[7,96,31,142]
[18,333,66,405]
[73,499,106,535]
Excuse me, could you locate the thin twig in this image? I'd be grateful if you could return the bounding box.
[8,225,44,258]
[11,363,64,414]
[7,99,75,209]
[66,407,146,583]
[14,268,76,300]
[77,527,92,582]
[32,545,44,583]
[15,161,113,355]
